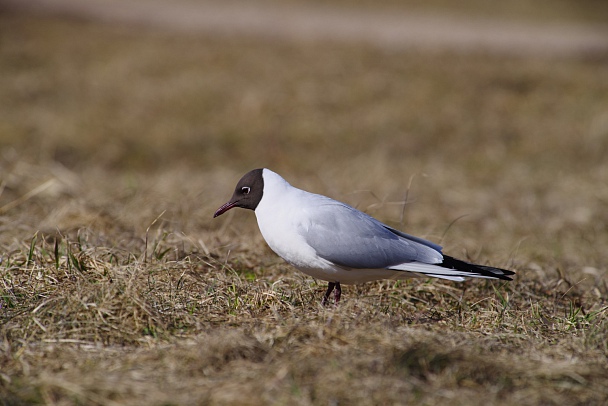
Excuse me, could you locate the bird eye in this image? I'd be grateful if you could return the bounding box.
[241,186,251,195]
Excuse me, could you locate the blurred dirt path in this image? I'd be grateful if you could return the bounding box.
[3,0,608,57]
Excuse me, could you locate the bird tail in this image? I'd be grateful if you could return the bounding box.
[388,255,514,282]
[440,255,514,280]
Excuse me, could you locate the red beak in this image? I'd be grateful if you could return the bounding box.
[213,201,238,218]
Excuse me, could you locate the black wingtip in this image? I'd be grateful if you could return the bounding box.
[440,255,515,281]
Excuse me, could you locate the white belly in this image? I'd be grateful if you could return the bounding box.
[255,208,327,269]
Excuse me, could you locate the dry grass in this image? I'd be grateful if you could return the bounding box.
[1,10,608,406]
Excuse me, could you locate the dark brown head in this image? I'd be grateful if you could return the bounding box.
[213,169,265,218]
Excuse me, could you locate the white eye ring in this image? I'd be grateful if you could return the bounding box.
[241,186,251,194]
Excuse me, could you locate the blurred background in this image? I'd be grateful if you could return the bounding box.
[1,0,608,274]
[2,3,608,403]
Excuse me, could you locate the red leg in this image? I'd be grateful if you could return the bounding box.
[334,282,341,304]
[321,282,336,306]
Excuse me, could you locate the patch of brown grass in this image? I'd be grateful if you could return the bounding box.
[1,12,608,406]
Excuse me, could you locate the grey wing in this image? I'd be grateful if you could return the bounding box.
[298,198,443,269]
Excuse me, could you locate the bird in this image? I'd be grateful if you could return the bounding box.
[214,168,514,305]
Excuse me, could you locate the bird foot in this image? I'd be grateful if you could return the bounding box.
[321,282,341,306]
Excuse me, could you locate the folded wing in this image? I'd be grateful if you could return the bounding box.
[298,198,443,269]
[298,196,514,281]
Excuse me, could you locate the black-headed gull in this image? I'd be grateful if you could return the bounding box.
[214,168,514,305]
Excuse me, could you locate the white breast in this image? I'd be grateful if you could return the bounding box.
[256,196,321,266]
[254,170,337,278]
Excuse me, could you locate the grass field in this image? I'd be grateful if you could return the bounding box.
[1,7,608,406]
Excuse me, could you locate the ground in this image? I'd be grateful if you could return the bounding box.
[1,1,608,405]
